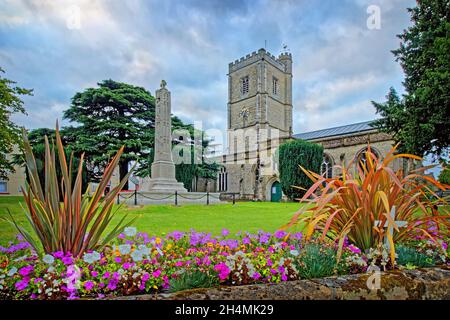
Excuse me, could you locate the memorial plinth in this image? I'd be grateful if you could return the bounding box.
[147,80,187,193]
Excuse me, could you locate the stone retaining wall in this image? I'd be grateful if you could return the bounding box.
[114,267,450,300]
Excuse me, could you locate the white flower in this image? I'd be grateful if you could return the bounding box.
[83,251,101,264]
[43,254,55,264]
[47,266,55,273]
[131,250,143,262]
[138,244,150,255]
[290,250,299,257]
[118,244,131,255]
[124,227,137,237]
[7,267,17,276]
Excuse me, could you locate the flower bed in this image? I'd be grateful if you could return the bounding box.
[1,227,448,300]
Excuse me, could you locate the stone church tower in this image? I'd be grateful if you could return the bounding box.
[219,48,293,200]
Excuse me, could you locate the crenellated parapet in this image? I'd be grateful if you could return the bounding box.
[229,48,287,73]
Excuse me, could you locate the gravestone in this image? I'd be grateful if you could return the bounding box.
[147,80,187,193]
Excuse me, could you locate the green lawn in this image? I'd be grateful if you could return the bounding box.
[0,196,302,245]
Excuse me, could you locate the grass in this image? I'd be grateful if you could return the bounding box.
[0,196,302,245]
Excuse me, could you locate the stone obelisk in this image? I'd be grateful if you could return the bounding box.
[147,80,187,193]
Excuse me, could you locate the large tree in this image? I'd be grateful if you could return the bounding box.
[64,80,158,189]
[0,67,33,180]
[64,79,218,190]
[372,0,450,159]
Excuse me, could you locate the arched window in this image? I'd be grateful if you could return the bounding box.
[321,154,333,178]
[218,167,228,192]
[356,147,380,171]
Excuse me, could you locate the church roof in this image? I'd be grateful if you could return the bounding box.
[293,120,376,141]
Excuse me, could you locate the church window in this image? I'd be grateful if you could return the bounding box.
[356,147,380,171]
[0,181,7,193]
[218,167,228,192]
[321,154,333,178]
[240,76,249,95]
[272,77,279,95]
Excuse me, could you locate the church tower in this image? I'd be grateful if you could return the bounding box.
[226,48,293,154]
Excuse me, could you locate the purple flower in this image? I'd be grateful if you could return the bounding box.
[242,237,251,245]
[142,273,150,282]
[62,256,73,265]
[270,268,277,275]
[348,245,361,254]
[281,274,288,281]
[278,266,285,273]
[19,265,34,276]
[115,257,122,263]
[168,231,183,241]
[84,281,95,291]
[252,272,261,280]
[221,229,230,237]
[117,233,125,239]
[107,279,118,290]
[53,251,64,259]
[91,271,98,277]
[15,277,30,291]
[259,233,270,244]
[293,232,303,240]
[274,230,287,239]
[102,271,111,279]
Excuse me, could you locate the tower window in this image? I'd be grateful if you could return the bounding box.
[240,76,249,95]
[272,77,279,95]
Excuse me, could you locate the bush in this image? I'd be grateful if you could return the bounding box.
[294,242,337,279]
[278,139,323,200]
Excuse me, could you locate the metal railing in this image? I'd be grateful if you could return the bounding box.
[115,190,239,206]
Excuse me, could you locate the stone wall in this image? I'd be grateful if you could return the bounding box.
[114,267,450,300]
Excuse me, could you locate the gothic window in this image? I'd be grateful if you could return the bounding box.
[0,181,7,193]
[321,154,333,178]
[218,167,228,192]
[272,76,279,95]
[356,147,380,171]
[240,76,249,95]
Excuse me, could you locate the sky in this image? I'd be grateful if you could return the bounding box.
[1,0,416,138]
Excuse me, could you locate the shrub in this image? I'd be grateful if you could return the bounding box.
[7,123,136,257]
[284,144,450,264]
[278,139,323,200]
[294,242,337,279]
[396,245,436,268]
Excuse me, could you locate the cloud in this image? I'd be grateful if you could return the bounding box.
[1,0,415,137]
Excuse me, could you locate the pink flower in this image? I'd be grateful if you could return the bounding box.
[348,245,361,254]
[91,271,98,277]
[114,257,122,263]
[152,270,161,278]
[19,265,34,276]
[175,261,183,267]
[270,268,277,275]
[142,273,150,282]
[123,262,131,269]
[102,271,111,279]
[214,262,230,280]
[281,274,288,281]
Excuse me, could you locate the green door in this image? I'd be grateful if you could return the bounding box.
[270,181,282,202]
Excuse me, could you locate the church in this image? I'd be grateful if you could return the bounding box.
[207,48,399,201]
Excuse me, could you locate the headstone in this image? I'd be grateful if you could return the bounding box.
[374,206,407,251]
[147,80,187,193]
